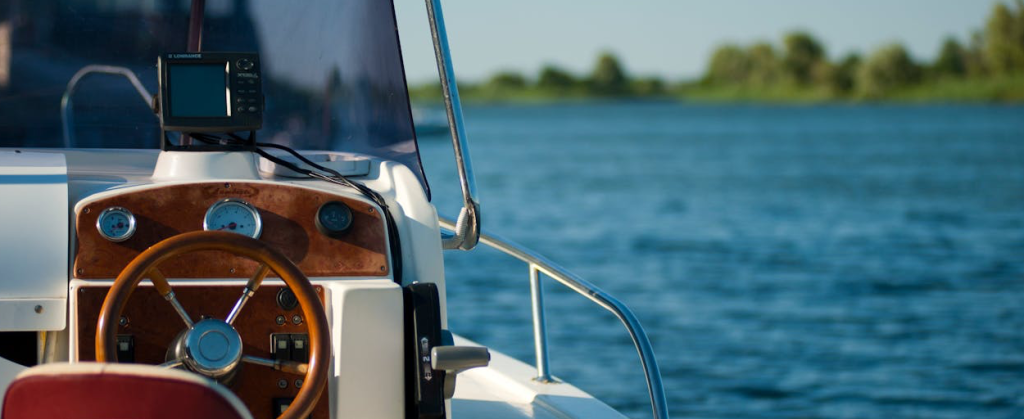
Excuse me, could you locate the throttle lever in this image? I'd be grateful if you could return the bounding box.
[431,339,490,399]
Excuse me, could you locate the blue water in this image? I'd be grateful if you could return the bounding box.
[417,103,1024,419]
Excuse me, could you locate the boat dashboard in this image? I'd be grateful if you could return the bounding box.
[74,181,390,279]
[70,180,392,419]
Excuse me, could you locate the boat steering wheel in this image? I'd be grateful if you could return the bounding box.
[95,231,330,419]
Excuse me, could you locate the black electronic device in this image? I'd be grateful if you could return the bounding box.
[403,283,446,419]
[158,52,263,133]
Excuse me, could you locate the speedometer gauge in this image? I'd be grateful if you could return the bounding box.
[96,207,136,242]
[203,198,262,239]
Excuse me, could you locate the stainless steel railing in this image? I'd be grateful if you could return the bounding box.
[61,65,155,148]
[426,0,481,251]
[439,218,670,419]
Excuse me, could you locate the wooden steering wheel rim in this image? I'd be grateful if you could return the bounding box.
[95,230,330,419]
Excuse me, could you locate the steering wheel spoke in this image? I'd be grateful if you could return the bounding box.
[149,268,194,328]
[242,355,309,375]
[226,263,270,325]
[160,359,184,369]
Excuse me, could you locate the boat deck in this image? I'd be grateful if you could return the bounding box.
[452,337,626,419]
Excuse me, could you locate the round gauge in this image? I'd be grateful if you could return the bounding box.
[315,201,353,238]
[96,207,136,242]
[203,198,262,239]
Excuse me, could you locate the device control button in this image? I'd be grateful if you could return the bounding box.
[236,58,254,71]
[236,98,245,103]
[248,106,258,113]
[247,98,257,103]
[247,89,257,94]
[237,106,246,113]
[236,89,245,94]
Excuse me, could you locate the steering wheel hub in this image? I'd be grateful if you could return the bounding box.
[178,319,243,378]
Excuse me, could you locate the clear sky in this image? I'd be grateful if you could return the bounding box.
[394,0,1006,84]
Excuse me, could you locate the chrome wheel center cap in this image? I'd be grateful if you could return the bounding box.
[199,331,230,361]
[183,319,243,377]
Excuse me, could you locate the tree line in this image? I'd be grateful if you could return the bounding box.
[700,0,1024,99]
[408,50,661,101]
[410,1,1024,102]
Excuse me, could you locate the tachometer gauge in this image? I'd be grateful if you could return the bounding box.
[96,207,136,242]
[203,198,262,239]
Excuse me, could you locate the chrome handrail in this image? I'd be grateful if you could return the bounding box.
[439,218,670,419]
[425,0,481,251]
[61,65,155,148]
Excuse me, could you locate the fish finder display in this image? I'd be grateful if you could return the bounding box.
[158,52,263,133]
[169,64,229,117]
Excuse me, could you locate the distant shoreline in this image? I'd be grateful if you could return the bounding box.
[413,1,1024,105]
[410,73,1024,105]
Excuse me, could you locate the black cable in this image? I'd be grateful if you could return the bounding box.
[254,142,389,210]
[248,140,405,284]
[256,142,347,180]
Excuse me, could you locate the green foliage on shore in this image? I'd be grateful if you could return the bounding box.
[685,0,1024,103]
[409,1,1024,103]
[408,52,666,103]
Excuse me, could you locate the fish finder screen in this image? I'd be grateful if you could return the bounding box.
[169,64,229,117]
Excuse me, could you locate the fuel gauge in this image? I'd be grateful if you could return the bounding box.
[96,207,136,242]
[315,201,353,238]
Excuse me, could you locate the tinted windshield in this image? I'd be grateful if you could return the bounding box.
[0,0,427,193]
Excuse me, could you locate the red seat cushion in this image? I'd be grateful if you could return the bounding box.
[2,363,252,419]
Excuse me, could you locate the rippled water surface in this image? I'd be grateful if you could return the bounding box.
[417,103,1024,419]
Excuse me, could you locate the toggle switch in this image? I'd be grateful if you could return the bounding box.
[116,335,135,363]
[271,334,291,362]
[290,334,309,362]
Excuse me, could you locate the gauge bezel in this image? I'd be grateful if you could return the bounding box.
[202,198,263,239]
[95,206,137,242]
[315,201,354,238]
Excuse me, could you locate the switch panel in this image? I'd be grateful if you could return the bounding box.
[116,335,134,363]
[271,333,310,362]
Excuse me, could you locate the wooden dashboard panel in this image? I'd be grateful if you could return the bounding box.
[77,285,328,419]
[75,182,389,279]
